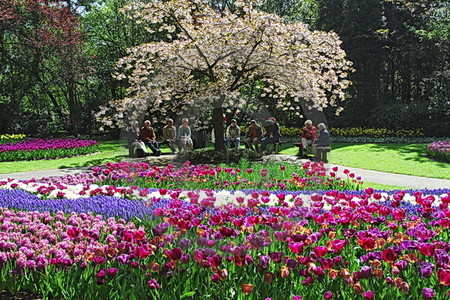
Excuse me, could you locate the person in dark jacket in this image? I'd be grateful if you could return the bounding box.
[312,123,330,159]
[260,117,281,153]
[141,120,161,156]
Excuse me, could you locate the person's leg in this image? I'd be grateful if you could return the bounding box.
[244,137,252,150]
[312,144,318,160]
[147,141,159,154]
[260,137,268,151]
[188,138,193,150]
[155,141,161,155]
[226,137,231,148]
[167,140,176,153]
[301,138,309,156]
[235,137,240,149]
[253,138,259,151]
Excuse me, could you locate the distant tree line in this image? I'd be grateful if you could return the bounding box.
[0,0,448,136]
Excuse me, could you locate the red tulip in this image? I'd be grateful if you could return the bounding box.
[288,242,304,254]
[313,246,328,257]
[418,244,435,256]
[438,268,450,285]
[359,238,376,251]
[211,273,220,283]
[381,248,398,264]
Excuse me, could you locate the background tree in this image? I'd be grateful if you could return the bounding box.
[0,0,85,134]
[96,0,352,150]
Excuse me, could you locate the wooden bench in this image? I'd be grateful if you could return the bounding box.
[315,146,331,163]
[293,142,303,156]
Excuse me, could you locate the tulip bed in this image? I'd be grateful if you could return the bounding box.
[0,138,99,161]
[0,134,26,144]
[1,161,450,299]
[427,141,450,163]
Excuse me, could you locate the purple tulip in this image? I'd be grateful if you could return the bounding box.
[422,288,435,299]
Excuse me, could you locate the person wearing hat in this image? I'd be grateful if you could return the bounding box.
[244,120,262,151]
[225,119,241,149]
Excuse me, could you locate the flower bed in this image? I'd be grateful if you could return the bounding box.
[0,134,26,144]
[28,161,361,192]
[1,161,450,299]
[427,140,450,163]
[0,186,450,299]
[0,138,99,161]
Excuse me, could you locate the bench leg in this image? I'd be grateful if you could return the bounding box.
[129,147,135,158]
[317,150,328,163]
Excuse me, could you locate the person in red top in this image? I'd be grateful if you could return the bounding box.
[244,120,262,151]
[141,120,161,156]
[301,119,316,157]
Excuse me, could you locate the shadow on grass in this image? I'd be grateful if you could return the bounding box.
[58,155,126,169]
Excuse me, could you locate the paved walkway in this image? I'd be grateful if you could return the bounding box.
[1,154,449,190]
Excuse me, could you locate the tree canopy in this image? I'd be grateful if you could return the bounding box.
[96,0,352,149]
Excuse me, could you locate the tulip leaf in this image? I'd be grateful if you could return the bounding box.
[180,291,197,298]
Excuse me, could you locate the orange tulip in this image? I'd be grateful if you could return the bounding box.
[241,284,254,295]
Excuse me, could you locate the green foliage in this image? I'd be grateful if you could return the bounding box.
[329,127,424,138]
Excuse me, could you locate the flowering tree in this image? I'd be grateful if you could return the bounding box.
[96,0,352,150]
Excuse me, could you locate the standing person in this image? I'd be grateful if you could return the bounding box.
[126,121,148,157]
[313,123,331,161]
[225,119,241,149]
[178,118,193,151]
[301,119,317,158]
[141,120,161,156]
[162,118,177,153]
[244,120,262,151]
[260,117,281,153]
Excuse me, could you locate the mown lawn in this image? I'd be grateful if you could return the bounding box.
[280,142,450,180]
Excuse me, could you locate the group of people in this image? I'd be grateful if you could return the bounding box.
[127,116,330,159]
[221,117,281,153]
[225,117,330,160]
[127,118,193,157]
[300,119,331,159]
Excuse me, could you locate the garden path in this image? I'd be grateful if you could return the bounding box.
[0,154,449,190]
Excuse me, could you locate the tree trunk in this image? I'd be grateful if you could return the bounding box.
[213,95,226,151]
[299,101,328,127]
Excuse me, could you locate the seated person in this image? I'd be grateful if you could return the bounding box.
[313,123,331,161]
[260,117,281,153]
[244,120,262,151]
[141,120,161,156]
[178,118,193,151]
[301,119,317,157]
[127,121,148,157]
[162,118,177,154]
[225,119,241,149]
